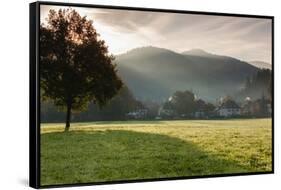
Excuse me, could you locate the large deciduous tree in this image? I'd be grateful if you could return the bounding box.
[40,9,123,131]
[169,90,196,115]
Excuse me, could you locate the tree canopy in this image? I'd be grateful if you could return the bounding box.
[163,90,196,115]
[40,9,123,131]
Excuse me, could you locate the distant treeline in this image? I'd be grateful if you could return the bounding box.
[41,69,272,123]
[41,86,144,122]
[239,69,272,100]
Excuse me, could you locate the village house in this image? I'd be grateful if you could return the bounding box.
[194,111,205,118]
[158,107,175,118]
[217,99,241,117]
[126,109,148,119]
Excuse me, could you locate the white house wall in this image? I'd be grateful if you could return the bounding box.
[219,108,241,117]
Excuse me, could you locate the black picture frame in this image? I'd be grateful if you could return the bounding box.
[30,1,274,189]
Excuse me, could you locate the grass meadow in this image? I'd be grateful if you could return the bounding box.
[40,119,272,186]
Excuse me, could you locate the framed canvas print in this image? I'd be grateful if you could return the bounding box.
[29,1,274,188]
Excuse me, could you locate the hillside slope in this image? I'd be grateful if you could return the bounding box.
[116,46,259,102]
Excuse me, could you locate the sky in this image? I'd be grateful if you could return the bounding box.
[41,5,272,64]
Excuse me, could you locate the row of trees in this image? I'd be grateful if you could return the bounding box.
[41,89,213,122]
[160,91,272,119]
[245,69,271,89]
[162,90,215,117]
[241,69,272,101]
[41,86,144,122]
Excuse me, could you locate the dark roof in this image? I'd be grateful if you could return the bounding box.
[220,99,240,109]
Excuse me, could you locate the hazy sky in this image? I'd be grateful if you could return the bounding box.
[41,5,272,64]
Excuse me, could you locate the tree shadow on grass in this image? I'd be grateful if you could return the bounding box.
[41,130,251,186]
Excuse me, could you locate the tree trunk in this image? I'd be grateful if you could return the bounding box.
[64,103,72,132]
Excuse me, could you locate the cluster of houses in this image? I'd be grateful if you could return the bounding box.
[158,98,243,119]
[241,97,272,117]
[126,96,272,120]
[126,109,148,119]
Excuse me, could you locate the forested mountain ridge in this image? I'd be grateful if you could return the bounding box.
[116,46,260,102]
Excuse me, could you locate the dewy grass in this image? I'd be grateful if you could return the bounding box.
[40,118,272,186]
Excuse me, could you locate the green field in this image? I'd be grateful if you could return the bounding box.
[40,119,272,186]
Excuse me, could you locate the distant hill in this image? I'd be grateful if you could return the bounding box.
[248,61,272,70]
[115,46,260,102]
[182,48,218,58]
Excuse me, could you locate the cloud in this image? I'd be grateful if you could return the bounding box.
[40,5,272,64]
[88,10,161,33]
